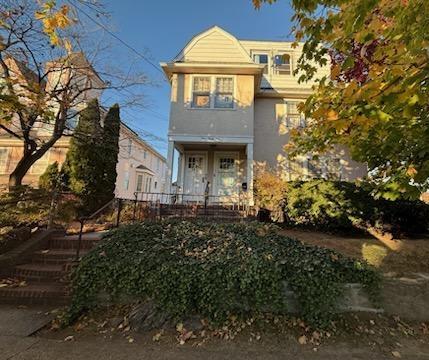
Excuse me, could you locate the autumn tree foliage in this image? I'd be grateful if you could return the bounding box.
[0,1,146,190]
[254,0,429,199]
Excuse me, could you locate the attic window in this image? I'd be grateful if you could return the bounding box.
[274,53,291,75]
[253,53,269,74]
[192,76,211,108]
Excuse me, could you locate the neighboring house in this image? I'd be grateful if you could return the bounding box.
[115,123,167,199]
[161,26,367,205]
[0,54,166,199]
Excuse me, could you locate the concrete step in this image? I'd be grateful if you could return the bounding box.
[0,283,69,305]
[11,263,67,283]
[32,249,90,265]
[48,234,102,250]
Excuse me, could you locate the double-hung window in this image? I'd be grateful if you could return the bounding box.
[192,76,211,108]
[191,76,234,109]
[325,158,342,180]
[214,77,233,109]
[285,101,306,128]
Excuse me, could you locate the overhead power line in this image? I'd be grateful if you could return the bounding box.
[69,0,166,77]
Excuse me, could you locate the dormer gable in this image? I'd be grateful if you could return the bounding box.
[174,26,253,64]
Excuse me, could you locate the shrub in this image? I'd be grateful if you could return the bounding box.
[0,186,51,228]
[284,180,374,232]
[39,161,61,191]
[254,169,288,222]
[67,220,380,328]
[374,199,429,235]
[255,174,429,236]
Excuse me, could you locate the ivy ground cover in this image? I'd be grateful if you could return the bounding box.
[68,220,380,328]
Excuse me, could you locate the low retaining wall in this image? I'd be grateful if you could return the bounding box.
[282,273,429,321]
[0,228,64,273]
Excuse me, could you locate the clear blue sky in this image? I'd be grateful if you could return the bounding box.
[102,0,294,156]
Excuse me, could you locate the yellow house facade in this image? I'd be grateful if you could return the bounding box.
[161,26,367,205]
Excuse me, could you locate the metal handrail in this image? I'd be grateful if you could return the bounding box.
[75,198,118,261]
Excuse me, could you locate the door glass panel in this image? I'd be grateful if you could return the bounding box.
[216,157,236,196]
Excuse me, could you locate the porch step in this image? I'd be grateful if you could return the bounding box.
[0,283,69,305]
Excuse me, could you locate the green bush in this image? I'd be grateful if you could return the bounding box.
[284,180,429,235]
[255,176,429,235]
[0,186,51,228]
[67,220,380,328]
[284,180,374,232]
[39,161,61,191]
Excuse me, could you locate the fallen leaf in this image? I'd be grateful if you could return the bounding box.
[392,351,401,358]
[152,330,164,342]
[298,335,308,345]
[64,335,74,342]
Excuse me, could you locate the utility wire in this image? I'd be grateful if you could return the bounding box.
[68,0,166,78]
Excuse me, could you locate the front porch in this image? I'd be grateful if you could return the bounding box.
[166,138,254,206]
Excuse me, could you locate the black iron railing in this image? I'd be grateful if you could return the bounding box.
[130,192,252,222]
[74,198,120,261]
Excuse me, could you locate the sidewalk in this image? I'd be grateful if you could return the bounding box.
[1,305,428,360]
[2,334,429,360]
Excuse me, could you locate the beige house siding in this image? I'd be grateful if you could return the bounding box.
[253,98,367,181]
[176,27,252,64]
[169,73,254,138]
[162,26,368,202]
[240,40,330,92]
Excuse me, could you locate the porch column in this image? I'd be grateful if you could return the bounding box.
[246,143,254,206]
[176,150,185,191]
[166,140,174,194]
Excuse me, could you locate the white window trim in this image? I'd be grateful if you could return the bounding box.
[251,50,271,75]
[283,99,306,129]
[274,51,293,76]
[188,74,236,111]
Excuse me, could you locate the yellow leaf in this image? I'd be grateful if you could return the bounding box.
[330,65,341,79]
[298,335,308,344]
[406,166,417,177]
[327,109,338,121]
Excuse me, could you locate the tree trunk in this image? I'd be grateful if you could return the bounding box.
[8,154,37,190]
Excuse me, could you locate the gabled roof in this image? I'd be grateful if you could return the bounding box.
[172,26,254,64]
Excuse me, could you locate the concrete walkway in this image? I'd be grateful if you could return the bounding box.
[2,335,429,360]
[1,305,428,360]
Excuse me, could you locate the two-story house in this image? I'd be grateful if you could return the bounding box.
[161,26,367,205]
[0,53,166,199]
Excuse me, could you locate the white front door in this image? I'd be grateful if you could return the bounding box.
[183,153,207,202]
[214,152,239,202]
